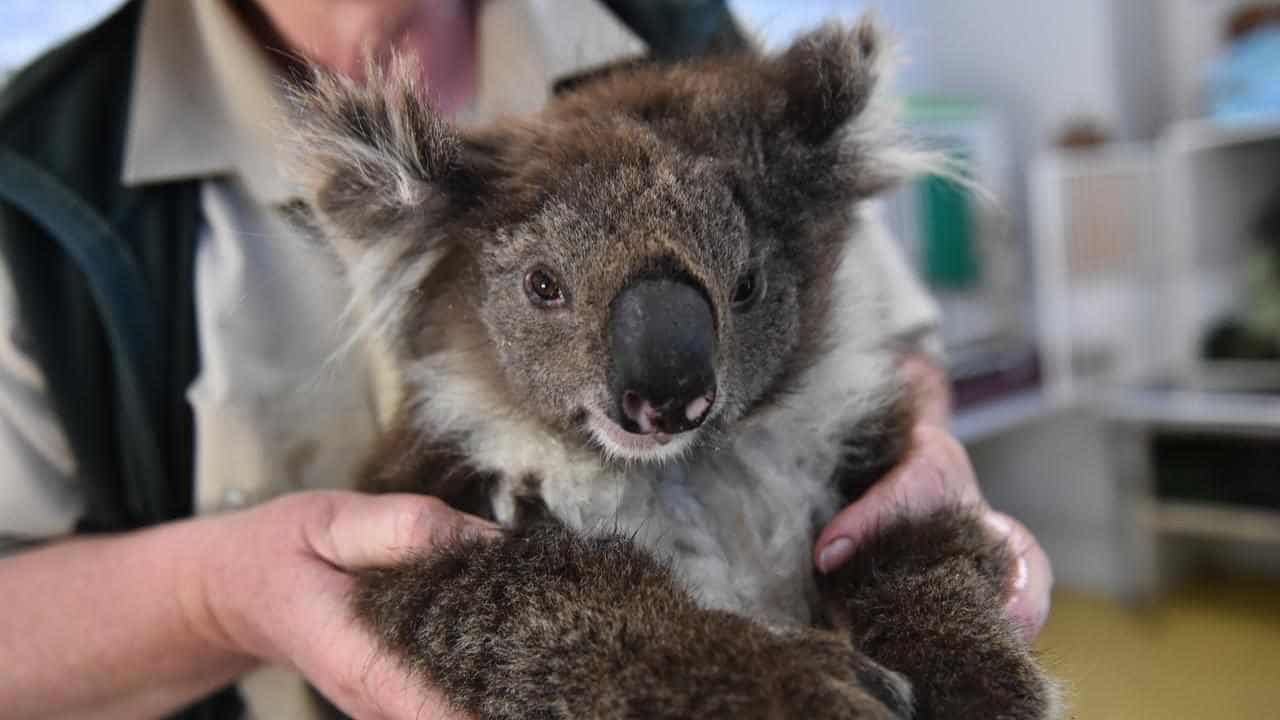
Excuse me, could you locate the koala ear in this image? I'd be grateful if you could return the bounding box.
[288,56,496,351]
[288,56,493,348]
[776,18,884,145]
[290,56,487,262]
[772,17,933,197]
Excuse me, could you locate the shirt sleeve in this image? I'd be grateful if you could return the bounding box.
[862,201,945,361]
[0,257,83,554]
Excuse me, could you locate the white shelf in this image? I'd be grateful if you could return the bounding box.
[1163,117,1280,155]
[1141,500,1280,545]
[952,389,1065,445]
[1097,387,1280,434]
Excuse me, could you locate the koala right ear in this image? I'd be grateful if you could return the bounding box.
[290,57,488,264]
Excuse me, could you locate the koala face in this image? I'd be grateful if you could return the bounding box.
[296,20,917,464]
[469,123,810,462]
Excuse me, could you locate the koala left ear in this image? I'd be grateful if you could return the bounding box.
[287,57,495,349]
[290,56,488,262]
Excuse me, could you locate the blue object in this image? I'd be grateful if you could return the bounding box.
[1206,26,1280,126]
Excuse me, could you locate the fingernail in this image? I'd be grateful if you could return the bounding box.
[1010,554,1029,594]
[467,520,504,538]
[817,537,854,573]
[467,515,501,529]
[441,517,502,544]
[984,512,1013,539]
[1007,563,1050,643]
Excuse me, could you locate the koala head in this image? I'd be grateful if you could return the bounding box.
[295,19,919,465]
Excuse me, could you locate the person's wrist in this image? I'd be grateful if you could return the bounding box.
[167,511,266,668]
[183,495,315,664]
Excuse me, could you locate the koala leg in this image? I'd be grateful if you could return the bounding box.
[352,524,910,720]
[819,509,1062,720]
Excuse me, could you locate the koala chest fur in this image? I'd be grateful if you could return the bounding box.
[491,428,843,627]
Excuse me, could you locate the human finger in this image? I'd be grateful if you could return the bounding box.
[815,425,983,573]
[985,511,1053,642]
[306,492,501,571]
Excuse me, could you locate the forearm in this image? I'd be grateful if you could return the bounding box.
[0,519,255,720]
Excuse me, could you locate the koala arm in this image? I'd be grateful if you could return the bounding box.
[820,390,1058,719]
[354,524,909,720]
[818,509,1061,720]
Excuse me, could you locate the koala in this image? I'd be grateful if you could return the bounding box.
[292,17,1061,720]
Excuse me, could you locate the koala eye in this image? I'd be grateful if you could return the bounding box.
[524,266,566,307]
[732,267,765,310]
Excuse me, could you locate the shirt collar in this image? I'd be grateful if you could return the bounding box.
[121,0,645,206]
[122,0,292,204]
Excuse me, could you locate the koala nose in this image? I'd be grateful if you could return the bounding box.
[608,278,717,436]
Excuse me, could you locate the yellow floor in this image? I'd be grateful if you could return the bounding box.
[1035,579,1280,719]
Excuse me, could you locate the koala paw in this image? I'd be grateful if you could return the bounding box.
[768,630,915,720]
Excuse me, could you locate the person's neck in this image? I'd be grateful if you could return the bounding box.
[231,0,478,116]
[398,0,478,115]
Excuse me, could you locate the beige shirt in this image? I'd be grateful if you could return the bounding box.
[0,0,939,715]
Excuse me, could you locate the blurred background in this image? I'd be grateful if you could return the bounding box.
[5,1,1279,717]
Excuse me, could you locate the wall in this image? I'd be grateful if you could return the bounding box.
[732,0,1137,163]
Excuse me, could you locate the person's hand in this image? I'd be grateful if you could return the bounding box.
[195,491,499,719]
[814,424,1053,642]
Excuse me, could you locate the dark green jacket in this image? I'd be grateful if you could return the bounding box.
[0,1,201,533]
[0,1,232,717]
[0,1,742,718]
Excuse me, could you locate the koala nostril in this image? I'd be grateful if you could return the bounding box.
[622,390,659,434]
[622,390,644,421]
[685,391,714,423]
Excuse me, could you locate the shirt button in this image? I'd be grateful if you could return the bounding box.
[222,488,247,510]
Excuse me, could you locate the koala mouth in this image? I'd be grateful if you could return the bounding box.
[584,408,696,463]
